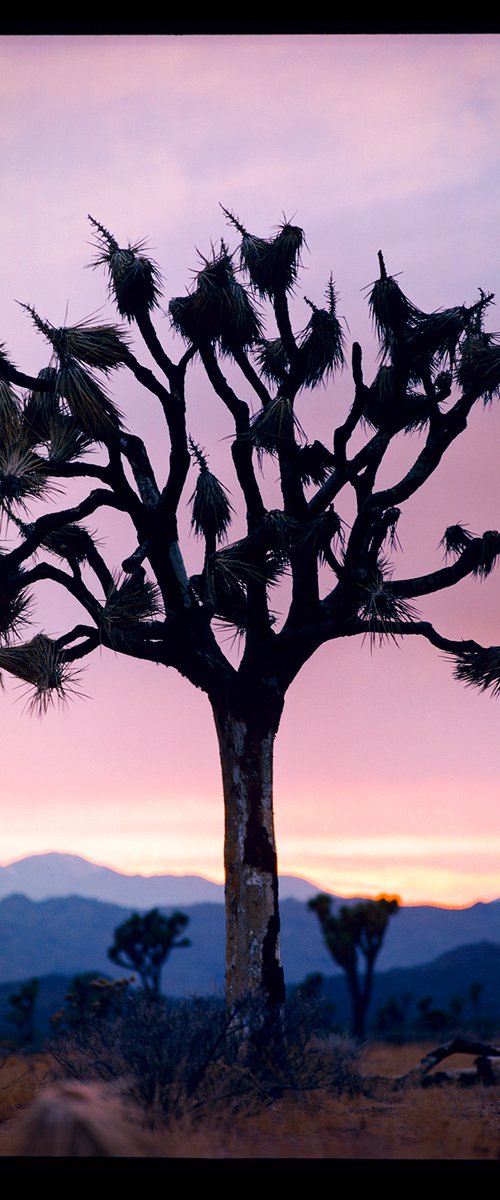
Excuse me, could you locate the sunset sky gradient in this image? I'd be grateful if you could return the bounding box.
[1,31,500,906]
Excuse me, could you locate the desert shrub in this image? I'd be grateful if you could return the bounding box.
[47,988,361,1122]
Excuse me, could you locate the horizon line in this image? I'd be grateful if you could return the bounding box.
[0,848,496,911]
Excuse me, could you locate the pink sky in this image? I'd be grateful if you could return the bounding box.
[1,32,500,906]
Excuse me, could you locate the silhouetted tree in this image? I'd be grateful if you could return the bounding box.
[296,972,325,1001]
[449,994,465,1023]
[376,990,414,1035]
[376,994,404,1035]
[469,981,483,1028]
[309,893,399,1037]
[2,213,500,1022]
[417,994,449,1034]
[6,977,39,1046]
[107,908,190,996]
[52,972,131,1031]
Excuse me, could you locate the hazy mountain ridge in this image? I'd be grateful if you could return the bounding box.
[319,941,500,1032]
[0,855,499,1035]
[0,886,499,993]
[0,852,318,906]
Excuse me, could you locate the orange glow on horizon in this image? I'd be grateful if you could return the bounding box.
[1,844,497,911]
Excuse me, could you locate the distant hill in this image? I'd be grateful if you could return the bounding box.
[0,852,320,906]
[0,890,499,994]
[1,853,499,973]
[0,894,225,995]
[372,896,500,970]
[2,942,500,1044]
[319,941,500,1033]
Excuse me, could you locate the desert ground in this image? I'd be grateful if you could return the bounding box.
[0,1040,499,1162]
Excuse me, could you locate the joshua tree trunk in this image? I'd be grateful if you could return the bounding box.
[344,966,367,1040]
[348,969,372,1040]
[213,705,285,1014]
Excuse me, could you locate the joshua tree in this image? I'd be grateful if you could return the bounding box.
[469,981,483,1029]
[6,977,39,1046]
[1,212,500,1021]
[308,893,399,1038]
[53,972,131,1030]
[107,908,190,996]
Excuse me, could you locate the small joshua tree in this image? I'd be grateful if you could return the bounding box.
[107,908,190,996]
[309,893,399,1038]
[6,977,39,1046]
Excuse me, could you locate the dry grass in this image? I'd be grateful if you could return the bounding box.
[1,1042,500,1160]
[0,1052,51,1125]
[152,1072,500,1160]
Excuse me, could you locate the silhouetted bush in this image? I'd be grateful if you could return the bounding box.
[47,988,361,1121]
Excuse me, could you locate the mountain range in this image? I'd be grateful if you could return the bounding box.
[0,853,499,992]
[0,852,318,906]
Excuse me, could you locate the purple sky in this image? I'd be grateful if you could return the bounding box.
[1,32,500,906]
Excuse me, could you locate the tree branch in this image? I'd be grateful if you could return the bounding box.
[197,344,266,526]
[387,537,499,598]
[8,489,126,568]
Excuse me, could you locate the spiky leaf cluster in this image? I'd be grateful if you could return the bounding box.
[367,254,489,391]
[43,416,93,464]
[212,537,284,592]
[0,380,21,442]
[453,646,500,697]
[239,220,305,297]
[408,305,468,375]
[89,216,162,320]
[189,442,233,544]
[0,634,82,715]
[52,321,129,372]
[249,396,304,456]
[20,305,123,440]
[298,442,336,486]
[103,570,162,639]
[40,523,96,565]
[298,280,346,388]
[22,306,129,373]
[440,524,475,558]
[368,255,423,349]
[362,366,439,434]
[400,396,438,433]
[458,335,500,402]
[252,336,288,386]
[253,507,343,572]
[23,369,60,440]
[53,362,122,439]
[24,398,93,464]
[358,562,419,646]
[169,244,262,352]
[0,443,51,515]
[296,508,344,563]
[22,379,92,463]
[200,531,285,628]
[0,564,31,641]
[362,366,398,430]
[0,342,17,379]
[259,509,296,565]
[199,562,247,630]
[472,531,500,580]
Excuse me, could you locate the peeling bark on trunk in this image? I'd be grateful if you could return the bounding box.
[213,707,285,1014]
